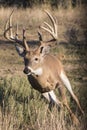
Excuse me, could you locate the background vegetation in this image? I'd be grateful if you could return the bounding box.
[0,1,87,130]
[0,0,87,8]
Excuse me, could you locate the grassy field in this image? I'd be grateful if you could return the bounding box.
[0,6,87,130]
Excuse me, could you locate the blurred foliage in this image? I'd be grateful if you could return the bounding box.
[0,0,87,8]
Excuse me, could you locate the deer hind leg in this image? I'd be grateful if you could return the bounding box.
[59,71,84,114]
[64,101,80,125]
[58,85,80,125]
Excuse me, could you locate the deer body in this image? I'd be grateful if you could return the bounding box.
[25,54,62,93]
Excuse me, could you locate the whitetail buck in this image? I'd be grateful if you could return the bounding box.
[4,10,84,125]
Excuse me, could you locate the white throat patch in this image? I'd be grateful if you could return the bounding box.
[27,67,43,76]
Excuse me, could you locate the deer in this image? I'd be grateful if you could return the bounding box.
[4,10,84,125]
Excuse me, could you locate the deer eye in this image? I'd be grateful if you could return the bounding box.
[35,58,38,61]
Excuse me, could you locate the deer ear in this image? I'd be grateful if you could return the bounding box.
[40,46,50,56]
[15,45,25,57]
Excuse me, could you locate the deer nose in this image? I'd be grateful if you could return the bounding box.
[23,67,30,74]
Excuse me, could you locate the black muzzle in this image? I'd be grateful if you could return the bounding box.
[23,67,31,75]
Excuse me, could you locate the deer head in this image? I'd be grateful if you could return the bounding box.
[4,10,58,76]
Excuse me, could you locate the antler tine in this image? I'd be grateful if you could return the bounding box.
[40,25,53,37]
[44,10,56,31]
[9,10,14,39]
[4,26,12,40]
[15,22,20,40]
[23,29,29,51]
[4,10,24,47]
[40,10,58,41]
[4,10,14,40]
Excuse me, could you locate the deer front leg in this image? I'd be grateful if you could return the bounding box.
[42,90,62,109]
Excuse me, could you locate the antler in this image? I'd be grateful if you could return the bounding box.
[4,10,30,51]
[40,10,58,41]
[4,10,20,43]
[23,29,30,51]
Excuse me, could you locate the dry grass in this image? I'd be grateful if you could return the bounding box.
[0,6,86,41]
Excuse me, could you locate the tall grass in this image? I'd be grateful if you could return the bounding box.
[0,6,86,41]
[0,77,86,130]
